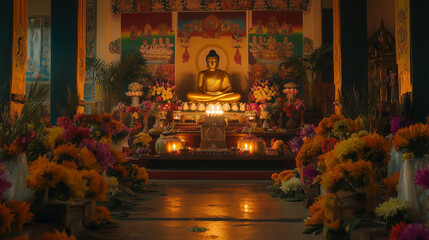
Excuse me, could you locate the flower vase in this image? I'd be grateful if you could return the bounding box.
[397,157,429,222]
[262,119,269,129]
[4,153,34,201]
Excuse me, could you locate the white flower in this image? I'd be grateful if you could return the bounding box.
[280,177,302,194]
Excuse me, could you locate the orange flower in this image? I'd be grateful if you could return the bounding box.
[7,201,34,230]
[80,170,107,201]
[0,203,14,232]
[53,144,79,165]
[27,156,50,190]
[383,172,400,196]
[62,168,88,200]
[389,221,407,240]
[295,136,325,168]
[61,160,78,170]
[91,206,113,225]
[271,170,295,185]
[114,163,128,178]
[129,165,148,184]
[392,123,429,157]
[45,162,66,188]
[315,114,345,137]
[111,148,126,164]
[41,229,76,240]
[11,234,29,240]
[360,133,391,165]
[325,220,340,230]
[79,147,100,171]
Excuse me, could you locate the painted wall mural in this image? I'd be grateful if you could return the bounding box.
[112,0,310,14]
[177,11,246,64]
[248,11,303,82]
[121,12,175,82]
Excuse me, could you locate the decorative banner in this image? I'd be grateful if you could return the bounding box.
[333,0,341,114]
[395,0,411,96]
[178,11,246,64]
[10,0,28,116]
[248,11,302,82]
[121,12,175,82]
[112,0,310,15]
[84,0,97,102]
[77,0,87,113]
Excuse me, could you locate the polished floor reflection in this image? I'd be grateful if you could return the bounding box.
[84,180,322,240]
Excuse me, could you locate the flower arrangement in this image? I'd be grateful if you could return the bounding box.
[295,135,325,168]
[384,172,400,196]
[133,132,152,149]
[375,197,410,220]
[91,206,114,226]
[315,114,361,139]
[112,102,126,113]
[248,79,278,104]
[271,169,296,186]
[27,156,88,201]
[415,166,429,189]
[139,100,153,112]
[393,123,429,158]
[127,164,149,185]
[148,78,175,103]
[304,193,337,229]
[280,177,303,195]
[320,160,379,195]
[40,230,76,240]
[79,170,107,201]
[389,222,429,240]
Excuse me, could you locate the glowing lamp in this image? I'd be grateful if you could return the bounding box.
[155,134,184,155]
[237,135,266,155]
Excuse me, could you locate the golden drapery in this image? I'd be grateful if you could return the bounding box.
[333,0,342,114]
[77,0,86,113]
[395,0,411,97]
[10,0,27,117]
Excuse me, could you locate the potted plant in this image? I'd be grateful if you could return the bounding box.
[279,43,333,112]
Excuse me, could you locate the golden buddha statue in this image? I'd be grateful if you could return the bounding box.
[187,50,241,102]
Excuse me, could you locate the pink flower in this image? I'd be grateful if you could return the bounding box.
[0,163,12,199]
[415,166,429,189]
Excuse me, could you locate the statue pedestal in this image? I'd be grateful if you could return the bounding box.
[200,119,227,149]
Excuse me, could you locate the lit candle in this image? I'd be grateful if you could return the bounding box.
[243,143,250,154]
[171,144,178,155]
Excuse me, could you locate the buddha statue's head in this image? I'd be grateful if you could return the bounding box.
[206,50,220,70]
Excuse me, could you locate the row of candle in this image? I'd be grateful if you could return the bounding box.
[205,105,225,125]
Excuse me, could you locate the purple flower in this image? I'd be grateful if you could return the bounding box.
[81,139,116,170]
[0,163,12,199]
[398,223,429,240]
[136,147,152,155]
[300,124,315,138]
[303,166,319,185]
[415,166,429,189]
[288,136,304,154]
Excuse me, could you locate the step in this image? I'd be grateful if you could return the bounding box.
[147,169,279,180]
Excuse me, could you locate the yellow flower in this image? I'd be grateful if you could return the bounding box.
[44,127,64,150]
[333,137,366,161]
[402,152,415,161]
[296,136,324,168]
[91,206,113,225]
[375,197,410,219]
[80,170,107,201]
[79,147,100,171]
[62,168,88,200]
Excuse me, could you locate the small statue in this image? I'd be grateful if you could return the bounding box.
[187,50,241,102]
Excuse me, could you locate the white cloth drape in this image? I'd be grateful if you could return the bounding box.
[4,153,34,201]
[398,157,429,222]
[388,147,403,176]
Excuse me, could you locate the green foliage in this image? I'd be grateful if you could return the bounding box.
[54,87,81,119]
[338,78,388,133]
[280,43,333,110]
[98,51,148,112]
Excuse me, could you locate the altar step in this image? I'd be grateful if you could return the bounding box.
[130,155,295,180]
[146,170,280,180]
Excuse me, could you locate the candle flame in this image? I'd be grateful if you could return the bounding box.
[244,143,248,149]
[172,144,176,149]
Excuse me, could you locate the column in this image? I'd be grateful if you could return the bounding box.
[410,0,429,123]
[333,0,368,113]
[51,0,86,123]
[0,0,13,106]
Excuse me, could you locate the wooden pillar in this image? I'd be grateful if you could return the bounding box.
[0,0,13,107]
[0,0,27,116]
[333,0,368,113]
[51,0,86,124]
[410,0,429,122]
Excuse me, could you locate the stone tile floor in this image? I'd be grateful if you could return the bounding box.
[81,180,322,240]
